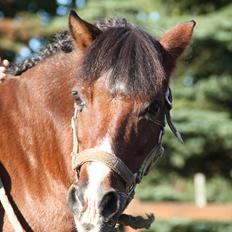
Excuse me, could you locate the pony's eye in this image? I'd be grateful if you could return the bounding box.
[71,91,86,111]
[145,101,161,115]
[139,101,161,118]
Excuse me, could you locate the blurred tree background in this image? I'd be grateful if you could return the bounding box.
[0,0,231,231]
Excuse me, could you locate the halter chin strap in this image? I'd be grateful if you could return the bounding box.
[71,87,182,196]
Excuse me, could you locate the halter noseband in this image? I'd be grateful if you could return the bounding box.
[71,87,182,197]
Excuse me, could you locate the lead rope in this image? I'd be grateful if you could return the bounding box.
[0,178,25,232]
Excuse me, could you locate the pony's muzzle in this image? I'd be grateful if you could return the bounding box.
[67,184,120,221]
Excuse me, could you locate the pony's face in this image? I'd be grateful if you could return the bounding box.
[68,79,166,232]
[67,11,195,232]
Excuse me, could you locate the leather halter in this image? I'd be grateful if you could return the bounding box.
[71,87,182,196]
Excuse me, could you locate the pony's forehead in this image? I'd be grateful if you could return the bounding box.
[78,26,167,100]
[77,76,166,104]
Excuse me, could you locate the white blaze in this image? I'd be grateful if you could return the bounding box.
[75,137,113,231]
[94,136,113,154]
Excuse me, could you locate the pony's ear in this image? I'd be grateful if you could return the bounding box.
[69,10,101,51]
[160,20,195,66]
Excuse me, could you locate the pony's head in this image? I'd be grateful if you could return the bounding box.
[67,11,195,232]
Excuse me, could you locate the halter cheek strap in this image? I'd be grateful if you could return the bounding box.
[134,143,164,183]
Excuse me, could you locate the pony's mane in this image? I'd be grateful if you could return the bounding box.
[8,18,166,99]
[7,18,129,76]
[7,31,72,75]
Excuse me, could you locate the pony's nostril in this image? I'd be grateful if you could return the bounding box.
[99,191,119,219]
[67,185,84,213]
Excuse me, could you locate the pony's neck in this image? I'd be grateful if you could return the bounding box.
[19,50,79,114]
[17,50,80,183]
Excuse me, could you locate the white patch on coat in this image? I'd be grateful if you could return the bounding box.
[75,162,110,232]
[114,81,127,92]
[74,136,114,231]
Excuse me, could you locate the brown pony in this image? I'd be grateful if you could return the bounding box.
[0,11,195,231]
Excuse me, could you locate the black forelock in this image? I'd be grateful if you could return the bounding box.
[7,18,167,99]
[79,22,166,99]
